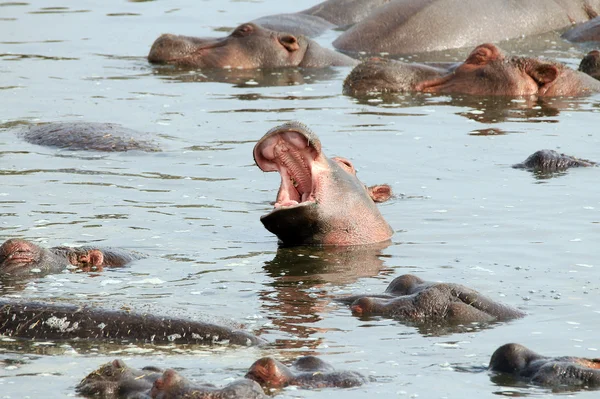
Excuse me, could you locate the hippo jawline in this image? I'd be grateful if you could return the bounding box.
[260,201,322,245]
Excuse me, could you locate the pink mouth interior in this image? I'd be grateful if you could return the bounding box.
[255,131,317,209]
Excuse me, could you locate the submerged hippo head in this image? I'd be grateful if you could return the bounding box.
[579,50,600,81]
[254,122,393,246]
[148,23,356,69]
[415,43,600,96]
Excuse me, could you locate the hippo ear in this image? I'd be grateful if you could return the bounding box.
[464,43,501,66]
[528,64,558,87]
[279,34,300,52]
[367,184,392,203]
[87,250,105,267]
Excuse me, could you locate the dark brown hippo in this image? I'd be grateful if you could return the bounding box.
[414,43,600,96]
[252,0,391,37]
[580,50,600,80]
[0,300,264,346]
[343,57,452,96]
[253,122,393,246]
[563,16,600,42]
[513,150,596,172]
[490,343,600,388]
[19,122,160,152]
[148,23,357,69]
[333,0,600,55]
[77,359,266,399]
[245,356,368,389]
[338,274,525,326]
[0,238,141,277]
[345,44,600,97]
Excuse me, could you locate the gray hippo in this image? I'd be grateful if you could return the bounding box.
[337,274,525,326]
[245,356,368,389]
[333,0,600,55]
[148,23,357,69]
[344,43,600,96]
[77,359,266,398]
[513,150,596,172]
[490,343,600,388]
[252,0,391,37]
[253,121,393,246]
[0,238,141,277]
[18,122,159,152]
[563,16,600,42]
[0,300,264,346]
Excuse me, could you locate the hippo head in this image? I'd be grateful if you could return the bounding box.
[416,43,598,97]
[579,50,600,80]
[245,357,294,388]
[149,23,312,69]
[254,122,393,246]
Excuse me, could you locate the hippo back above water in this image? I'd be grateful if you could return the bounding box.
[18,122,160,152]
[333,0,600,55]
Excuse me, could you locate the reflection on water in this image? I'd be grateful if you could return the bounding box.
[151,64,344,87]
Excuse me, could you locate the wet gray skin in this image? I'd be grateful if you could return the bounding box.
[580,50,600,80]
[148,23,357,69]
[252,0,391,37]
[489,343,600,388]
[333,0,600,55]
[337,274,525,324]
[77,359,163,398]
[77,360,267,399]
[512,149,597,172]
[343,58,453,96]
[245,356,368,389]
[150,369,266,399]
[253,122,393,246]
[0,300,264,346]
[562,16,600,42]
[0,239,142,277]
[19,122,160,152]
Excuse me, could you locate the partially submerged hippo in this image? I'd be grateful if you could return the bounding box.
[0,239,141,277]
[148,23,356,69]
[77,359,266,399]
[333,0,600,55]
[343,57,451,96]
[345,43,600,97]
[245,356,368,389]
[490,343,600,388]
[0,300,263,346]
[338,274,525,325]
[513,150,596,172]
[252,0,391,37]
[563,16,600,42]
[580,50,600,80]
[19,122,159,152]
[253,121,393,246]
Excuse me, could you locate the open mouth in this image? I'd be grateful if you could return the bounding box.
[254,125,320,214]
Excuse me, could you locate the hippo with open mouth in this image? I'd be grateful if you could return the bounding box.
[253,122,393,246]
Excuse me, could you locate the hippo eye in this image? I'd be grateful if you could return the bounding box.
[233,24,254,37]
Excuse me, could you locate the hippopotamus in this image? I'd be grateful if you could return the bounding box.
[580,50,600,80]
[18,122,159,152]
[245,356,368,389]
[333,0,600,55]
[0,300,263,346]
[253,121,393,246]
[252,0,391,37]
[0,239,141,277]
[513,150,596,172]
[148,23,357,69]
[343,57,451,96]
[489,343,600,388]
[563,16,600,42]
[77,359,266,399]
[338,274,525,325]
[345,43,600,96]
